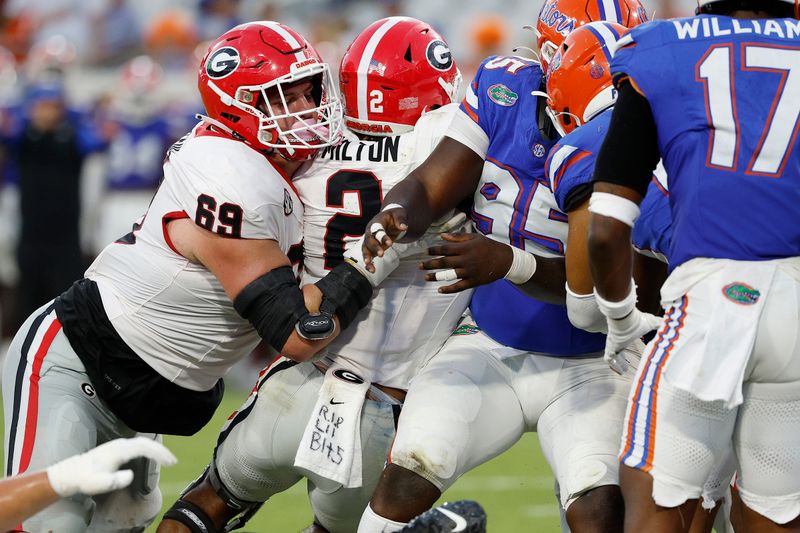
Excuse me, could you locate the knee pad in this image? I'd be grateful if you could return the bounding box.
[207,462,264,532]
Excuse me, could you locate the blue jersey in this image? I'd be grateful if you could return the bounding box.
[106,117,176,191]
[612,17,800,267]
[454,56,605,355]
[547,108,673,262]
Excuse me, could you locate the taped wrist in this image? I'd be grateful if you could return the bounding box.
[163,499,217,533]
[566,284,608,333]
[315,262,373,330]
[233,266,307,352]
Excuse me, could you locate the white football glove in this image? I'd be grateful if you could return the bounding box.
[47,437,177,497]
[595,283,663,375]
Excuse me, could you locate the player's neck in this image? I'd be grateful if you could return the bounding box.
[728,10,772,19]
[269,153,305,176]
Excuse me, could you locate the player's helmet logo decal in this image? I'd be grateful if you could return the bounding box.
[333,368,365,384]
[206,47,240,79]
[426,40,453,71]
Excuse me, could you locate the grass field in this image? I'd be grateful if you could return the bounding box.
[2,388,564,532]
[155,391,562,532]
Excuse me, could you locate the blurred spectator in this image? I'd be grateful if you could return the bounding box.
[3,0,105,60]
[652,0,695,17]
[195,0,243,42]
[462,14,508,87]
[90,0,142,66]
[144,9,197,71]
[88,55,183,255]
[23,34,75,84]
[2,80,106,329]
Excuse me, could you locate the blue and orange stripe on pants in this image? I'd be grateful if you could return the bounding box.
[620,296,689,472]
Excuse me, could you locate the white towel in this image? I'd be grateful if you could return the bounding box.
[661,258,776,408]
[294,363,370,487]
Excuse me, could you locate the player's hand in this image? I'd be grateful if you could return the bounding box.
[604,309,662,375]
[421,233,513,294]
[362,206,408,272]
[302,284,323,313]
[47,437,177,497]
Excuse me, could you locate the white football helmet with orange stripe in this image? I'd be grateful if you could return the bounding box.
[339,17,461,136]
[197,21,343,160]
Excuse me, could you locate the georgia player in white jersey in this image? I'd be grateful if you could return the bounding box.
[1,21,377,532]
[156,17,468,533]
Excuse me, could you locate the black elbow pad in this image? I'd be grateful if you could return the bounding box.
[233,266,307,352]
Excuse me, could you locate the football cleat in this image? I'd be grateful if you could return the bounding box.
[400,500,487,533]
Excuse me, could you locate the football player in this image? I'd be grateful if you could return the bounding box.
[1,21,378,532]
[156,17,470,533]
[544,22,739,533]
[587,0,800,531]
[357,3,648,533]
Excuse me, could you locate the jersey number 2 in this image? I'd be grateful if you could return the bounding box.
[698,44,800,176]
[324,171,382,269]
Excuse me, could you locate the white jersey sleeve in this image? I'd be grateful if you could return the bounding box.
[294,104,471,388]
[86,127,303,391]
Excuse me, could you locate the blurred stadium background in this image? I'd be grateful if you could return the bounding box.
[0,0,698,530]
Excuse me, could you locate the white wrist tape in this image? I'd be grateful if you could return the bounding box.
[565,283,607,333]
[594,281,637,320]
[381,203,404,212]
[504,245,537,285]
[344,235,400,287]
[588,192,641,227]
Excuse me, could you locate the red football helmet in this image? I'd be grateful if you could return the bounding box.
[197,21,343,160]
[536,0,648,72]
[545,21,629,136]
[339,16,461,136]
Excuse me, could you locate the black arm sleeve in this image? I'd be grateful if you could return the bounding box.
[592,77,661,198]
[233,266,308,352]
[315,262,373,330]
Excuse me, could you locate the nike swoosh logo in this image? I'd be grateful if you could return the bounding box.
[329,399,345,405]
[437,507,467,532]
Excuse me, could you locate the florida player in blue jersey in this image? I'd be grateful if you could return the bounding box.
[587,1,800,531]
[544,22,742,533]
[357,3,648,533]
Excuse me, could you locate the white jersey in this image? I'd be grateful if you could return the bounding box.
[86,123,303,391]
[294,103,471,388]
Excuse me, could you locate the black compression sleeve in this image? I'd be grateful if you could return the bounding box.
[233,266,307,352]
[315,262,373,330]
[592,78,660,198]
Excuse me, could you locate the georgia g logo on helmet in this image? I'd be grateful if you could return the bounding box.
[426,40,453,71]
[206,47,240,79]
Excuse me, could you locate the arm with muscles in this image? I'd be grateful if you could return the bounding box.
[168,218,373,362]
[0,438,176,531]
[588,79,663,372]
[362,137,485,268]
[564,199,608,332]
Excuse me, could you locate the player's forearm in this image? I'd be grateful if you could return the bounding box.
[0,471,61,530]
[588,216,634,302]
[514,255,567,305]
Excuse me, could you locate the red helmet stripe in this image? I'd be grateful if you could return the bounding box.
[354,17,410,120]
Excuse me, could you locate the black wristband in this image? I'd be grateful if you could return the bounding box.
[315,262,373,330]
